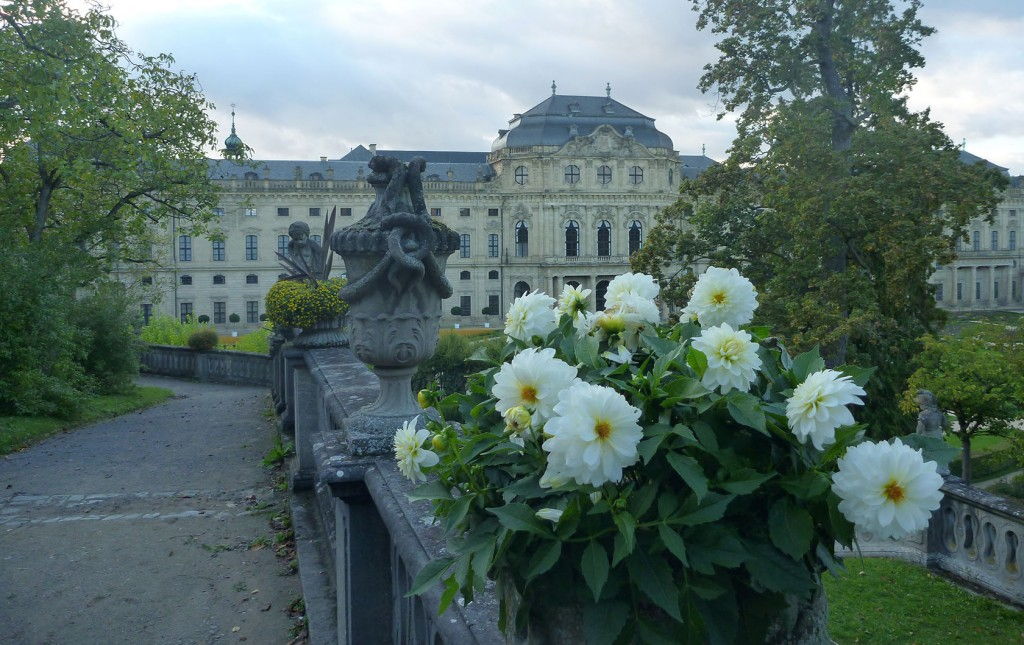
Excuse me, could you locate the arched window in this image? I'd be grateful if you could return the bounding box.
[213,274,226,285]
[597,165,612,185]
[564,165,580,184]
[460,270,471,280]
[596,280,609,310]
[567,280,581,289]
[629,166,644,185]
[565,220,579,257]
[515,220,529,257]
[514,281,531,299]
[244,171,259,180]
[514,166,528,185]
[597,220,611,257]
[488,270,499,280]
[628,220,643,255]
[309,172,323,181]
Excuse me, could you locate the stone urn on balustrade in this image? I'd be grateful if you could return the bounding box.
[330,154,460,456]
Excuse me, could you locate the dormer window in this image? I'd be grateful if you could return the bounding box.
[597,165,612,185]
[514,166,528,185]
[568,102,580,114]
[244,171,259,180]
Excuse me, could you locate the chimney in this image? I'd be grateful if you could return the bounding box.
[320,156,327,163]
[368,143,377,155]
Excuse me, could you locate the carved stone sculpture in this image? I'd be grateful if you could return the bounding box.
[915,389,950,475]
[331,155,459,455]
[286,221,327,281]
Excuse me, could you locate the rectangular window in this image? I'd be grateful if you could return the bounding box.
[488,234,499,258]
[141,303,153,325]
[975,282,981,299]
[460,295,471,317]
[213,301,226,324]
[973,230,981,251]
[488,208,499,217]
[246,301,259,323]
[431,208,441,217]
[277,207,290,217]
[213,207,225,217]
[245,235,258,261]
[460,233,470,258]
[179,302,193,323]
[1011,231,1016,250]
[246,274,259,284]
[212,240,225,261]
[340,207,352,217]
[245,207,257,217]
[991,230,999,250]
[178,235,192,261]
[488,294,499,314]
[309,207,321,217]
[277,235,289,256]
[935,284,943,302]
[1011,209,1018,218]
[460,208,471,217]
[1014,280,1018,299]
[995,281,1000,299]
[957,282,963,301]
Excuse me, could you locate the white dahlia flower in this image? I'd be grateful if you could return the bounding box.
[492,347,579,423]
[505,290,558,343]
[605,272,660,306]
[557,284,592,319]
[683,266,758,328]
[393,416,438,483]
[786,369,867,450]
[542,382,643,486]
[831,438,944,540]
[691,323,762,393]
[535,508,564,523]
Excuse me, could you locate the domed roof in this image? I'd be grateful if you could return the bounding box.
[224,131,244,152]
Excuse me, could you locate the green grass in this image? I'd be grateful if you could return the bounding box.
[825,558,1023,643]
[945,433,1011,452]
[0,385,173,455]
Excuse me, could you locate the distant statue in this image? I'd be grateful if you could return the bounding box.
[915,389,950,475]
[286,221,326,280]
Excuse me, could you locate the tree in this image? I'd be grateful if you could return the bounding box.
[635,0,1006,434]
[0,0,219,414]
[903,327,1024,483]
[0,0,219,279]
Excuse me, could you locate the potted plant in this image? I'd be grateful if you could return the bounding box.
[398,270,949,643]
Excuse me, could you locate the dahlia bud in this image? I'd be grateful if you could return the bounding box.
[503,406,532,435]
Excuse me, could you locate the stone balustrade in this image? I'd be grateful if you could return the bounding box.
[276,342,1024,643]
[141,344,271,387]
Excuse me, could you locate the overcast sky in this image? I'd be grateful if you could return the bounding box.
[88,0,1023,174]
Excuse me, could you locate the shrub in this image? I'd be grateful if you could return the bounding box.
[188,328,219,351]
[259,313,268,321]
[233,325,272,354]
[228,313,240,323]
[197,314,210,323]
[265,278,347,329]
[140,314,215,347]
[988,474,1024,504]
[71,281,142,393]
[450,306,462,316]
[949,448,1018,481]
[413,333,475,393]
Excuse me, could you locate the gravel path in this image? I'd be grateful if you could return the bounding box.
[0,376,301,645]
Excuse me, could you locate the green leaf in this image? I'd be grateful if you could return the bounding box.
[637,434,668,465]
[487,503,552,537]
[687,346,708,378]
[778,470,831,500]
[641,331,680,357]
[664,376,709,400]
[575,334,601,368]
[627,549,683,622]
[692,421,719,452]
[790,346,825,382]
[677,493,735,526]
[725,391,767,434]
[612,532,631,567]
[581,540,610,602]
[837,364,876,387]
[654,346,683,380]
[768,498,814,560]
[658,523,688,565]
[438,575,459,614]
[526,539,562,580]
[582,600,629,645]
[629,482,659,519]
[666,452,708,501]
[719,469,774,495]
[406,557,454,597]
[744,543,817,597]
[900,434,959,469]
[443,494,473,535]
[820,424,865,465]
[613,511,637,555]
[406,480,452,501]
[827,490,855,547]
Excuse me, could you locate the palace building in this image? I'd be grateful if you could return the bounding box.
[131,90,1022,331]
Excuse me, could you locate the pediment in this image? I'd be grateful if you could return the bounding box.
[556,124,655,159]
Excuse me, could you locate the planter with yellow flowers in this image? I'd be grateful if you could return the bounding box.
[265,277,348,348]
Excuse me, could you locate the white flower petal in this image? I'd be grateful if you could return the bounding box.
[683,266,758,328]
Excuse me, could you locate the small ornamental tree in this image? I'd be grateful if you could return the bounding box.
[228,313,240,323]
[903,327,1024,483]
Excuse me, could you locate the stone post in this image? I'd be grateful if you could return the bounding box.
[291,358,318,490]
[330,155,459,456]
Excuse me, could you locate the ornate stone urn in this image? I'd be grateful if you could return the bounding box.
[330,155,459,455]
[291,315,348,349]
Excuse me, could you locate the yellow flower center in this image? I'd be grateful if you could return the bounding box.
[520,385,538,404]
[710,290,728,305]
[717,338,742,362]
[594,419,612,440]
[882,479,905,504]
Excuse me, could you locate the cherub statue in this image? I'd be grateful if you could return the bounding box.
[915,389,950,474]
[286,221,326,280]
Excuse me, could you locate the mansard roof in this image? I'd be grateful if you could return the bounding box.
[339,146,488,164]
[492,93,675,152]
[206,158,492,183]
[959,149,1009,174]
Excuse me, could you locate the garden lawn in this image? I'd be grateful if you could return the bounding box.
[825,557,1023,643]
[0,385,173,455]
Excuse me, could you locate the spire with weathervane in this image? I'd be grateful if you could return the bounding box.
[221,104,248,160]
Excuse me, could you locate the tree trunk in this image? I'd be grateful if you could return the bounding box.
[961,434,972,483]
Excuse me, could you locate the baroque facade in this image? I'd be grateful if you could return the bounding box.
[137,90,714,330]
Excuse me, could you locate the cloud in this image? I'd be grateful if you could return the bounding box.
[88,0,1021,174]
